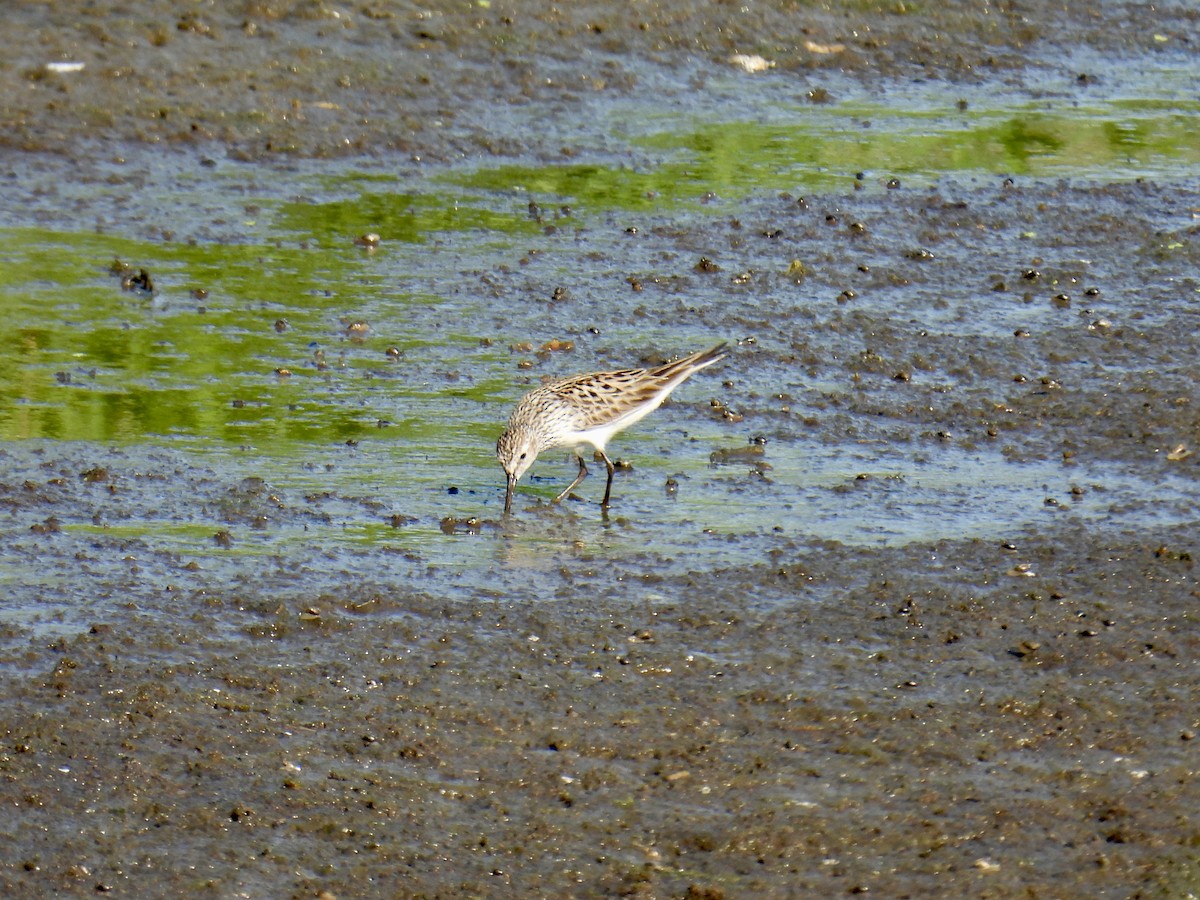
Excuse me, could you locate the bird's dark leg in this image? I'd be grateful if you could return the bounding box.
[598,450,616,509]
[553,454,589,503]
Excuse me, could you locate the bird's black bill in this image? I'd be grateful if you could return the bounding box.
[504,475,516,515]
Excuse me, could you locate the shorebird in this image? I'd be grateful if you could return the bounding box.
[497,343,728,513]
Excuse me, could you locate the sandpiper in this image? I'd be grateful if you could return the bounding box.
[497,343,728,513]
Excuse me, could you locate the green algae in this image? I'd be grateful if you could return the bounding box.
[273,189,542,244]
[0,228,428,445]
[451,102,1200,208]
[1,96,1196,453]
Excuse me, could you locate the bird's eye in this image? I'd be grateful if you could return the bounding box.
[519,452,527,460]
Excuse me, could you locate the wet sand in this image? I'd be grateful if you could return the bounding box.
[2,1,1199,897]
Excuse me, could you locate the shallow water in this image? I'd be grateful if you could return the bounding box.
[3,67,1198,612]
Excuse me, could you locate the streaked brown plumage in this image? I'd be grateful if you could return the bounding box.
[497,343,728,513]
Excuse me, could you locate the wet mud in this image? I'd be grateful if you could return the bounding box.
[3,0,1197,164]
[2,1,1199,897]
[3,461,1196,897]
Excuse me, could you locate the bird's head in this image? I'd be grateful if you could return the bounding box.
[497,426,540,513]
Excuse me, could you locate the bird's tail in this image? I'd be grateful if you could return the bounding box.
[649,342,729,379]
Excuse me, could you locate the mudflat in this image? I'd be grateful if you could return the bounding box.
[1,1,1197,896]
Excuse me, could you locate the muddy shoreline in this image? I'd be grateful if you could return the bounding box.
[3,437,1197,896]
[4,1,1196,162]
[2,439,1197,895]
